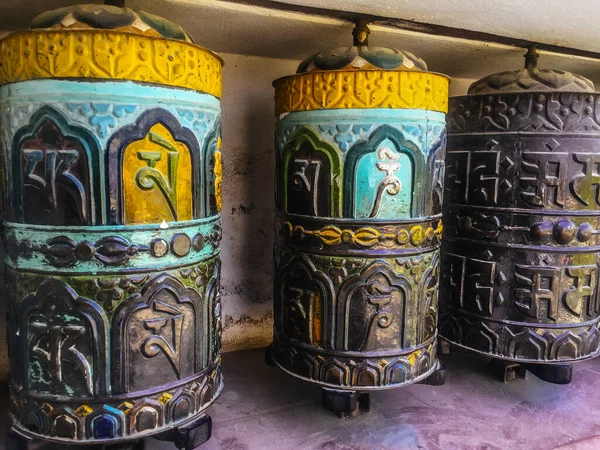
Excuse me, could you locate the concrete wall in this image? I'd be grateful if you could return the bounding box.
[0,50,474,380]
[218,53,299,352]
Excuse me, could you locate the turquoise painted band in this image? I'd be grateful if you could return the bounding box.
[279,108,446,123]
[0,79,221,108]
[277,108,446,158]
[0,79,220,150]
[4,216,221,274]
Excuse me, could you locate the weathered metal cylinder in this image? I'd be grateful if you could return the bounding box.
[439,48,600,364]
[271,26,450,391]
[1,5,223,444]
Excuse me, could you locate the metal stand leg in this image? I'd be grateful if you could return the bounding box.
[265,343,277,367]
[153,414,212,450]
[438,338,451,355]
[523,363,573,385]
[321,388,371,418]
[488,359,573,384]
[488,359,527,383]
[418,360,446,386]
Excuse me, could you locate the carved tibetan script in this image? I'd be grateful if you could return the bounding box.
[287,140,331,217]
[123,123,193,224]
[20,119,91,225]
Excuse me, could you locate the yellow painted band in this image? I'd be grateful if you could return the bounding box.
[0,30,223,98]
[274,70,449,115]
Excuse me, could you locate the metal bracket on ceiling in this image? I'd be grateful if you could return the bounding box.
[105,0,126,7]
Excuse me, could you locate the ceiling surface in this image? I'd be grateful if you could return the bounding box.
[271,0,600,53]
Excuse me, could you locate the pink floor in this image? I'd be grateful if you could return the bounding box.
[3,348,600,449]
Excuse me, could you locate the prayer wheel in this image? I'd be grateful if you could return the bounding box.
[439,48,600,383]
[269,22,450,415]
[1,4,223,447]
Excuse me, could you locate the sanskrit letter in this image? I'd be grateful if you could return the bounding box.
[369,147,402,218]
[123,123,192,224]
[519,151,568,207]
[464,258,496,316]
[564,266,597,318]
[141,300,185,378]
[514,265,560,320]
[571,153,600,208]
[29,322,93,394]
[291,158,322,216]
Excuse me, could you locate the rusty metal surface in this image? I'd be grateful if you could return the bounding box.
[439,53,600,365]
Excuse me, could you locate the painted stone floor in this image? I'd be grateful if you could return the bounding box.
[3,348,600,450]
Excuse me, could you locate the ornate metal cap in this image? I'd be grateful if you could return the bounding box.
[0,3,223,97]
[30,4,195,43]
[296,21,427,73]
[468,47,595,94]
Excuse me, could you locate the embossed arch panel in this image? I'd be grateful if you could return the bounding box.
[19,279,108,397]
[336,260,412,351]
[343,125,424,219]
[12,106,101,225]
[277,253,336,348]
[280,126,342,218]
[203,119,223,216]
[112,274,203,393]
[106,108,202,225]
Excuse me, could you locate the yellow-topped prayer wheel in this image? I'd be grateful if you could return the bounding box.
[1,4,224,447]
[268,22,450,416]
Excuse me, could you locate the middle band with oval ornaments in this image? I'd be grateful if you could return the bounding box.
[275,213,442,256]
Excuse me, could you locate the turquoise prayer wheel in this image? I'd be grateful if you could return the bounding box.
[1,4,224,447]
[269,22,450,413]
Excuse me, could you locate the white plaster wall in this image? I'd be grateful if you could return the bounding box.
[218,53,299,352]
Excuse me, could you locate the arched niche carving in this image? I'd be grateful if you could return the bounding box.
[203,118,222,216]
[343,125,425,219]
[336,260,412,351]
[19,279,108,397]
[12,106,101,225]
[111,274,202,393]
[280,127,342,217]
[106,109,201,225]
[277,253,336,348]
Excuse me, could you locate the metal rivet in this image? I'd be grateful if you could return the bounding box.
[171,233,192,257]
[192,233,205,251]
[150,238,169,257]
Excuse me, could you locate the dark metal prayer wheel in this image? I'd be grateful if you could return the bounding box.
[439,48,600,379]
[1,4,223,446]
[269,22,450,414]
